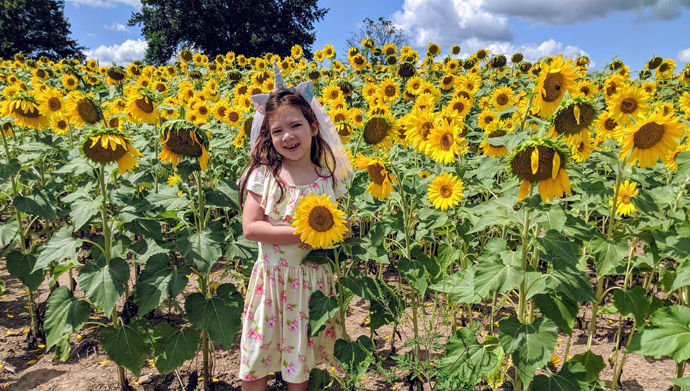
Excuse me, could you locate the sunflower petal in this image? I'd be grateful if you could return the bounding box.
[531,148,539,175]
[573,104,581,125]
[552,153,560,179]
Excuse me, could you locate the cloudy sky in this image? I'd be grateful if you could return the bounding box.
[66,0,690,71]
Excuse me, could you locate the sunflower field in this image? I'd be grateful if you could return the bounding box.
[1,43,690,391]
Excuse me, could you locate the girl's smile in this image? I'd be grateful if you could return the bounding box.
[269,106,318,165]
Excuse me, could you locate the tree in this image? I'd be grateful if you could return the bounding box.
[0,0,84,61]
[128,0,328,65]
[345,17,408,56]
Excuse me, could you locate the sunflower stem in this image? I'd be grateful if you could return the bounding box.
[517,186,534,325]
[98,164,112,265]
[334,246,349,341]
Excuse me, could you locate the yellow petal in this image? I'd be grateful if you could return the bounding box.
[26,360,37,365]
[552,153,560,179]
[573,104,581,125]
[531,148,539,175]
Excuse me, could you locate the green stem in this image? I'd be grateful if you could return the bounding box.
[586,277,605,350]
[673,361,687,391]
[334,246,349,341]
[98,164,111,265]
[517,187,533,324]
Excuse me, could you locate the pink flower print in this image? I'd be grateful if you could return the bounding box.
[241,356,249,365]
[320,352,328,360]
[242,373,258,381]
[273,244,281,254]
[304,261,316,267]
[311,182,319,190]
[290,278,300,291]
[279,258,288,267]
[286,303,295,311]
[298,354,306,364]
[302,280,311,290]
[262,354,272,367]
[325,327,336,339]
[283,345,294,354]
[266,314,277,328]
[284,361,297,378]
[303,366,310,374]
[300,242,311,251]
[280,291,288,303]
[317,278,325,291]
[255,284,265,296]
[299,311,307,320]
[284,215,292,223]
[328,288,334,295]
[246,311,255,322]
[262,253,269,262]
[261,343,271,351]
[264,298,273,306]
[307,337,314,348]
[248,328,264,342]
[276,343,282,352]
[278,275,285,284]
[288,318,299,333]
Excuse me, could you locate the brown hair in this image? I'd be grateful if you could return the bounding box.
[238,88,337,208]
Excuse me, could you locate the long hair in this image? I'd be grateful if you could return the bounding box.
[239,88,337,208]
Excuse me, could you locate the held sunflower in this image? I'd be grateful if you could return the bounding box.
[292,193,348,249]
[82,130,143,173]
[427,172,465,211]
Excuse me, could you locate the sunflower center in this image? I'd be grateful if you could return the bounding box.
[606,83,617,97]
[489,130,506,138]
[216,107,227,117]
[363,117,389,145]
[66,78,76,86]
[14,103,40,118]
[83,136,127,163]
[108,117,120,128]
[307,206,335,232]
[496,93,509,106]
[511,146,563,181]
[482,115,495,125]
[199,106,209,116]
[384,85,397,97]
[542,73,564,102]
[367,163,386,185]
[135,97,155,114]
[442,76,453,86]
[48,97,61,111]
[554,103,595,135]
[228,111,239,122]
[604,118,618,131]
[580,86,590,95]
[633,122,665,150]
[77,99,101,124]
[457,91,471,100]
[421,121,433,139]
[439,185,453,199]
[620,98,638,114]
[452,101,465,113]
[164,129,203,157]
[334,113,346,122]
[440,133,453,150]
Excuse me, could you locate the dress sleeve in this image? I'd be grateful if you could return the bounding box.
[245,166,268,195]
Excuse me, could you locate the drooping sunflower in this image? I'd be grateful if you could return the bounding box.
[126,90,159,124]
[159,119,210,171]
[65,92,102,126]
[509,138,571,202]
[2,95,49,129]
[426,119,464,164]
[353,154,397,200]
[292,193,347,249]
[362,114,394,152]
[548,98,597,143]
[607,84,649,125]
[427,172,465,211]
[82,129,143,173]
[532,55,578,118]
[617,111,684,169]
[609,180,638,216]
[490,86,516,111]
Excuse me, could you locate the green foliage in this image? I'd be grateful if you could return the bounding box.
[333,336,375,381]
[185,283,243,349]
[570,350,605,383]
[151,323,200,374]
[44,286,91,354]
[440,328,501,385]
[626,305,690,362]
[78,258,130,316]
[308,290,340,337]
[33,225,83,272]
[100,318,153,377]
[135,253,191,316]
[498,316,558,386]
[6,251,44,291]
[531,361,588,391]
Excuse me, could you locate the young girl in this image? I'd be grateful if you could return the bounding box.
[238,87,349,391]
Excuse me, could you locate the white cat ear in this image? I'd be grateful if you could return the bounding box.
[250,94,268,115]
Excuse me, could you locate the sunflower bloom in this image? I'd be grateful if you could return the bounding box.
[127,91,159,124]
[607,84,650,125]
[509,139,571,203]
[532,55,578,118]
[427,172,465,211]
[426,120,464,164]
[617,112,684,169]
[479,128,509,158]
[666,144,689,171]
[83,131,143,174]
[353,155,397,200]
[609,180,638,216]
[292,194,348,249]
[65,93,102,127]
[2,96,48,129]
[159,120,210,171]
[362,115,394,152]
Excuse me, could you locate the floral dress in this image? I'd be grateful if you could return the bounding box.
[239,165,345,383]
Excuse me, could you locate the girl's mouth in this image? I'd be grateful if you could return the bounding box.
[285,143,299,151]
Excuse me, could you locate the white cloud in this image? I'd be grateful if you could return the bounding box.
[392,0,513,49]
[458,38,593,67]
[677,48,690,64]
[83,39,147,65]
[68,0,141,9]
[104,23,129,32]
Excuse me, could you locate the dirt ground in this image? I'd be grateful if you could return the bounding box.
[0,263,686,391]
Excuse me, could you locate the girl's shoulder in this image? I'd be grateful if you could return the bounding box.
[245,165,274,194]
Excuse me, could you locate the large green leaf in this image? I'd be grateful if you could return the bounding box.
[100,318,152,377]
[429,268,482,304]
[0,158,20,182]
[203,187,234,207]
[498,316,558,385]
[44,286,91,352]
[653,232,690,262]
[308,368,333,391]
[398,257,428,295]
[151,322,200,374]
[130,237,170,264]
[78,258,130,316]
[69,196,102,231]
[185,290,242,349]
[178,227,223,275]
[14,189,56,221]
[33,226,83,272]
[0,217,18,247]
[611,286,650,323]
[533,293,578,335]
[473,257,523,298]
[147,186,190,210]
[225,236,258,262]
[670,378,690,390]
[536,230,578,263]
[6,251,44,291]
[333,336,375,380]
[591,236,628,276]
[531,361,588,391]
[542,266,596,302]
[570,350,605,383]
[308,291,340,337]
[135,253,191,316]
[626,305,690,361]
[123,218,162,241]
[440,328,500,385]
[672,261,690,291]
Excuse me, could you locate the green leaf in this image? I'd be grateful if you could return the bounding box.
[123,218,163,241]
[6,251,44,291]
[69,196,102,231]
[440,328,500,385]
[561,214,595,242]
[473,257,523,298]
[225,236,258,262]
[429,268,482,304]
[533,293,578,335]
[14,190,56,221]
[611,286,650,323]
[542,205,567,232]
[185,292,242,349]
[669,377,690,390]
[498,316,558,385]
[308,368,333,391]
[399,257,428,295]
[34,226,83,272]
[626,305,690,361]
[0,158,20,182]
[531,361,588,391]
[591,236,628,276]
[542,267,596,302]
[570,350,605,383]
[100,318,152,377]
[178,227,223,275]
[131,237,170,264]
[135,254,191,316]
[78,258,130,316]
[672,261,690,291]
[203,187,234,207]
[536,230,578,263]
[0,217,18,247]
[152,322,200,374]
[654,232,690,263]
[147,186,190,210]
[45,286,91,352]
[308,291,340,337]
[333,336,375,380]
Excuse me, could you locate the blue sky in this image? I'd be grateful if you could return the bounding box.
[65,0,690,71]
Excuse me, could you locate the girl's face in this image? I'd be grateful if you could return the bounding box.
[269,105,318,165]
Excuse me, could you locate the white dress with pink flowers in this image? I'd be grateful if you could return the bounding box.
[238,165,344,383]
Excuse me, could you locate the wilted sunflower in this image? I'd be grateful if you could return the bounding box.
[65,93,102,126]
[353,154,397,200]
[2,95,48,129]
[607,84,649,125]
[292,193,347,249]
[426,120,464,164]
[427,172,465,211]
[549,98,597,142]
[82,130,143,173]
[609,180,638,216]
[362,114,394,151]
[617,111,684,169]
[509,138,571,202]
[532,55,578,118]
[159,119,210,171]
[126,90,159,124]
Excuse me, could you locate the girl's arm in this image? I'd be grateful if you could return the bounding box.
[242,190,302,245]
